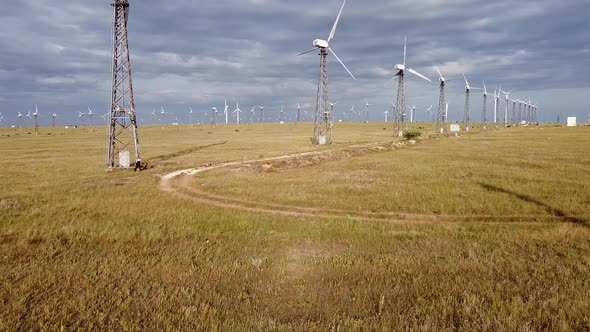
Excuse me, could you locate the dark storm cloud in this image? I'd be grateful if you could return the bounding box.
[0,0,589,126]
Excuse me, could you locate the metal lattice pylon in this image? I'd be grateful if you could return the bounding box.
[436,81,446,134]
[394,73,406,137]
[106,0,141,169]
[482,93,488,130]
[313,48,332,145]
[463,89,471,131]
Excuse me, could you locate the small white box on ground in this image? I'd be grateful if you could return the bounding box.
[449,124,461,132]
[318,136,326,145]
[119,151,130,168]
[567,117,577,127]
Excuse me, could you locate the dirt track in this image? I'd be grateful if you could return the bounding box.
[160,141,588,224]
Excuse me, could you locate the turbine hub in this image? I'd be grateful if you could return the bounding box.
[313,39,329,48]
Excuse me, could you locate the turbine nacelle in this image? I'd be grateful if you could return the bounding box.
[394,64,405,71]
[313,39,329,49]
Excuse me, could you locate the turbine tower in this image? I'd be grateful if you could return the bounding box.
[481,82,489,129]
[106,0,141,169]
[435,66,447,134]
[363,98,371,123]
[499,88,514,126]
[18,112,23,128]
[233,101,242,124]
[296,103,301,124]
[297,0,356,145]
[33,105,39,135]
[462,73,480,131]
[52,113,57,127]
[493,89,500,126]
[393,37,432,137]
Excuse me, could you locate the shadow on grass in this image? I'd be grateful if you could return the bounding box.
[479,183,589,227]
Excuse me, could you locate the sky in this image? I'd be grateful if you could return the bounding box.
[1,0,589,126]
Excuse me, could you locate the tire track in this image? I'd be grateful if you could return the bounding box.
[160,142,588,224]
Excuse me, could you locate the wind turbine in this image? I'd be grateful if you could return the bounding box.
[52,112,57,127]
[296,103,301,124]
[189,106,194,125]
[249,107,256,123]
[211,107,217,126]
[26,110,32,127]
[393,37,432,137]
[349,104,355,122]
[233,101,242,124]
[0,113,3,127]
[18,112,23,128]
[435,65,447,133]
[499,88,514,126]
[426,105,433,122]
[297,0,356,145]
[87,107,94,127]
[363,98,371,123]
[33,105,39,134]
[462,73,480,131]
[406,105,416,123]
[259,106,264,125]
[482,82,489,129]
[279,105,285,123]
[493,89,500,126]
[78,112,85,127]
[224,99,229,125]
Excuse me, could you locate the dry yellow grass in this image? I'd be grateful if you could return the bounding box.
[1,123,589,330]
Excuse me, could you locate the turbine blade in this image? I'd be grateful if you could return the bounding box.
[434,65,442,79]
[462,72,469,87]
[483,81,487,94]
[328,0,347,42]
[403,36,407,66]
[408,68,432,82]
[329,47,356,80]
[297,48,317,56]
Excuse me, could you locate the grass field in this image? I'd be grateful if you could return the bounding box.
[1,123,589,330]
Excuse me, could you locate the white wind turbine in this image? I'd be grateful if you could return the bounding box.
[393,37,432,137]
[493,89,500,126]
[363,98,371,123]
[406,105,416,123]
[189,106,194,125]
[259,106,264,125]
[349,104,355,122]
[0,113,3,127]
[78,111,85,127]
[33,105,40,134]
[233,101,242,124]
[211,107,217,126]
[26,110,32,127]
[462,73,481,131]
[481,82,489,129]
[249,107,256,123]
[18,112,23,128]
[280,105,285,123]
[434,65,447,133]
[52,112,57,127]
[297,0,356,145]
[224,99,229,125]
[296,103,301,123]
[426,105,433,122]
[498,88,514,126]
[87,107,94,127]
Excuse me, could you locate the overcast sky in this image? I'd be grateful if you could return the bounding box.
[1,0,589,126]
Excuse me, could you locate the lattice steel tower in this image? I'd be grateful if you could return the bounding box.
[434,66,447,134]
[394,72,406,137]
[106,0,141,169]
[314,48,332,144]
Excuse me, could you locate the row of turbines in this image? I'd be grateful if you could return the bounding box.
[297,0,541,143]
